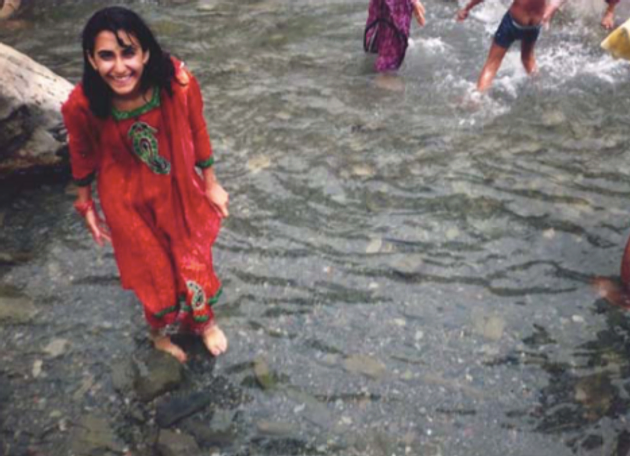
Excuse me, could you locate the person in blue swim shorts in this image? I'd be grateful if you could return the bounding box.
[457,0,551,92]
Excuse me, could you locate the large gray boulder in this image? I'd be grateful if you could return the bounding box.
[0,42,72,178]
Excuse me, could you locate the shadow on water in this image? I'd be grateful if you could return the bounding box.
[493,298,630,455]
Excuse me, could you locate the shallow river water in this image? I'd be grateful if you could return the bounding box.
[2,0,630,455]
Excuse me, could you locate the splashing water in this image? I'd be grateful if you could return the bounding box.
[567,0,608,18]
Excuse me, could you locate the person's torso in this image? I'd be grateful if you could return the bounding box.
[509,0,546,26]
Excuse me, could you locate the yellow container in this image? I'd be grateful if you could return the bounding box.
[601,18,630,61]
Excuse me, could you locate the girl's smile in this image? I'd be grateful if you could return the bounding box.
[88,30,150,107]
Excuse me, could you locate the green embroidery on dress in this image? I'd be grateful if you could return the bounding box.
[154,305,178,318]
[186,280,207,312]
[153,295,186,318]
[153,286,221,320]
[74,172,96,187]
[112,87,160,120]
[196,157,215,169]
[128,121,171,175]
[207,287,223,306]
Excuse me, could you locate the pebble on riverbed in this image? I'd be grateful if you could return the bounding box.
[69,414,123,456]
[472,312,505,341]
[256,419,299,437]
[155,391,214,428]
[42,338,69,358]
[253,356,277,390]
[156,429,200,456]
[343,354,386,380]
[0,295,38,324]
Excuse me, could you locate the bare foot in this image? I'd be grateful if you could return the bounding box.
[151,334,188,363]
[601,11,615,31]
[202,324,228,357]
[592,277,630,309]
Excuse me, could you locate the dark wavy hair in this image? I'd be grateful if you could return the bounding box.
[81,6,175,118]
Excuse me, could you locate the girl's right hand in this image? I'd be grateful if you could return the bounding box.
[85,208,112,246]
[456,8,469,21]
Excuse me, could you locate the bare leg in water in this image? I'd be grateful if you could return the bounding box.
[476,42,509,92]
[521,39,538,76]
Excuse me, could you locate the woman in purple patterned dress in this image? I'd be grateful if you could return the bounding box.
[364,0,426,72]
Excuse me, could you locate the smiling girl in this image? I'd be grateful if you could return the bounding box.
[62,6,228,363]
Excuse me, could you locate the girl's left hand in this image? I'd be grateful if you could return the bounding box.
[413,0,426,26]
[206,182,229,218]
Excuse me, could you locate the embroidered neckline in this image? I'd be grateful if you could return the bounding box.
[111,87,160,120]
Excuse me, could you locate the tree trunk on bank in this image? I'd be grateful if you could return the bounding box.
[0,42,72,179]
[0,0,23,20]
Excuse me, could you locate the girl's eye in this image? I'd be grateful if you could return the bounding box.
[122,48,137,57]
[97,51,114,60]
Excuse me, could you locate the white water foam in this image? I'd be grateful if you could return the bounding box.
[565,0,606,18]
[537,40,627,86]
[416,37,452,54]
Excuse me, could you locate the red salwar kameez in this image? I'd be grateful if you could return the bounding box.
[62,60,222,334]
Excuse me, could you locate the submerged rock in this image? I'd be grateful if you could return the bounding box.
[156,391,213,428]
[32,359,43,378]
[541,109,567,127]
[42,338,69,358]
[111,359,136,393]
[351,164,376,178]
[247,155,272,174]
[293,394,332,429]
[472,313,505,341]
[256,420,299,437]
[156,429,200,456]
[391,255,424,277]
[70,414,122,456]
[343,355,386,380]
[0,295,38,324]
[0,251,33,265]
[253,356,276,390]
[184,409,238,447]
[365,237,383,254]
[134,352,184,402]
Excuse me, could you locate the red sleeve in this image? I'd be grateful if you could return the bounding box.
[186,71,214,168]
[61,86,99,186]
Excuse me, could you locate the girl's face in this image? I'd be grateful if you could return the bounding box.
[87,30,150,100]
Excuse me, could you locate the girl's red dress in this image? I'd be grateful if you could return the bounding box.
[62,60,222,333]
